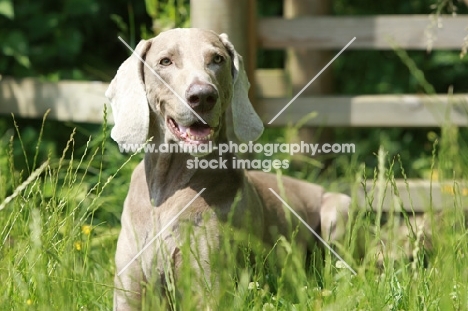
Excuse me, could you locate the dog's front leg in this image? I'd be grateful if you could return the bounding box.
[114,225,145,311]
[176,214,221,307]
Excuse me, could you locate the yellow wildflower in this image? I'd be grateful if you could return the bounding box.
[441,185,455,195]
[81,225,92,235]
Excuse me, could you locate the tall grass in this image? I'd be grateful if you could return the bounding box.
[1,108,468,310]
[0,110,140,310]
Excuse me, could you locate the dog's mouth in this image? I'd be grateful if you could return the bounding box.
[167,117,216,145]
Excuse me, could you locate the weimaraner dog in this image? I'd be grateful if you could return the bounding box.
[106,28,350,310]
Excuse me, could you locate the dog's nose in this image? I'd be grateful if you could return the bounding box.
[185,83,218,112]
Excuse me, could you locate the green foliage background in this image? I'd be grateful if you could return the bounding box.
[0,0,153,80]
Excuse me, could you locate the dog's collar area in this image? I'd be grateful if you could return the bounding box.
[167,117,215,144]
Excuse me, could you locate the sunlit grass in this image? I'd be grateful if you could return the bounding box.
[1,110,467,310]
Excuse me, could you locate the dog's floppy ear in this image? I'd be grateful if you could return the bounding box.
[220,34,264,143]
[105,39,152,145]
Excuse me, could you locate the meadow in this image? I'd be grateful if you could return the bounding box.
[1,109,467,311]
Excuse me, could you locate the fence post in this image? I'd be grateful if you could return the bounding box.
[190,0,257,103]
[284,0,333,95]
[284,0,333,159]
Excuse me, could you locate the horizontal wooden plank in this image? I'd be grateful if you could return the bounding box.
[259,95,468,127]
[2,79,468,127]
[0,78,112,124]
[355,179,468,212]
[259,15,468,50]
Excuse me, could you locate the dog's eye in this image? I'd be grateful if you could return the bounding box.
[159,57,172,66]
[213,54,224,64]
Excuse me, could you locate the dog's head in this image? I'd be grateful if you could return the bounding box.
[106,28,263,156]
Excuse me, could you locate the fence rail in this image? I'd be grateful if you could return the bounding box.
[2,78,467,128]
[259,15,468,50]
[260,95,468,127]
[356,179,468,212]
[0,78,111,124]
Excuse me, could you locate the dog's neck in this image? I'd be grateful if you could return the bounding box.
[144,120,243,207]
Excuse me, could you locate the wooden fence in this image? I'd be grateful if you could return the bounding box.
[1,0,468,211]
